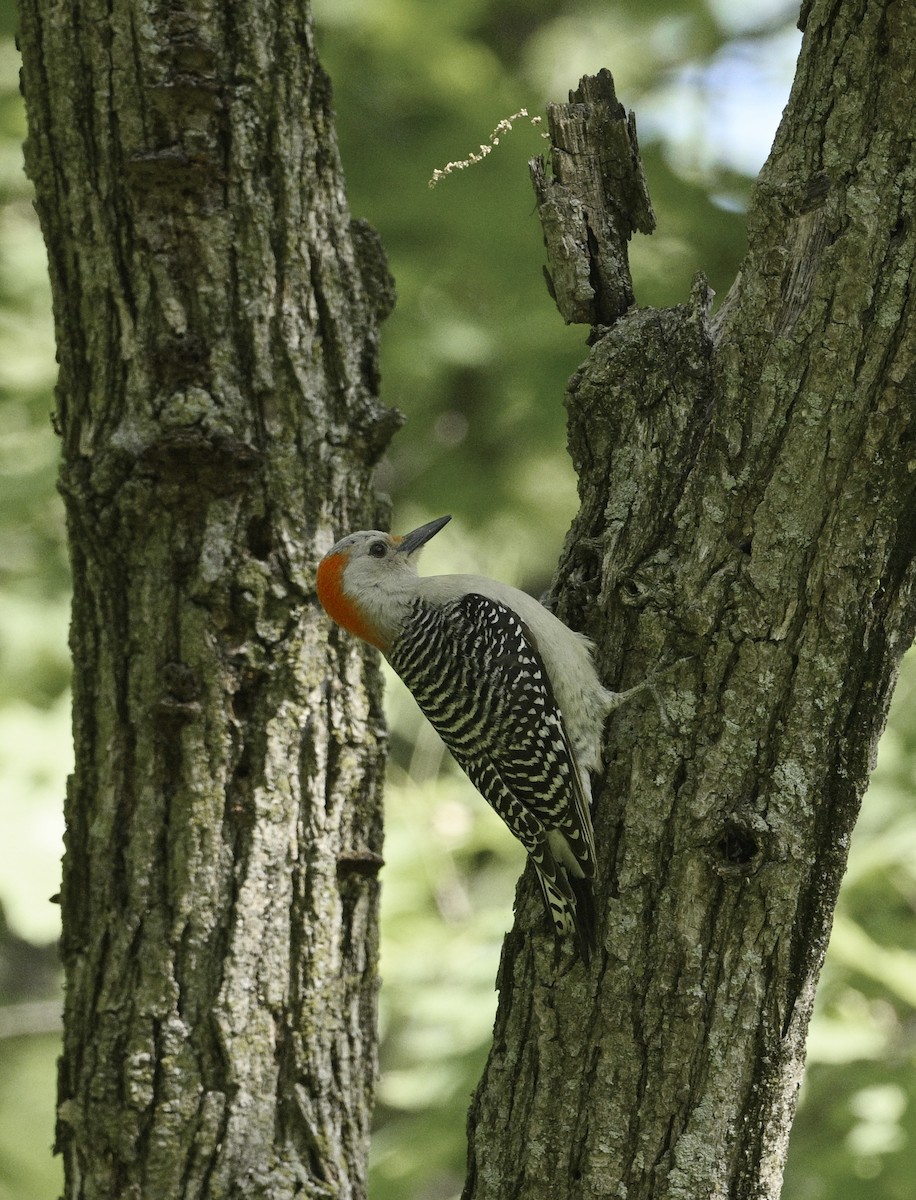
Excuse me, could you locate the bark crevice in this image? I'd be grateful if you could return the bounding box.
[465,20,916,1197]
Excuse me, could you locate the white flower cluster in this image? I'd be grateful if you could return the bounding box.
[429,109,546,187]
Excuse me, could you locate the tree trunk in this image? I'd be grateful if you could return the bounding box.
[18,1,397,1196]
[464,3,916,1197]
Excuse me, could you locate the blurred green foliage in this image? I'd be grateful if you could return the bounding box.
[0,1,913,1198]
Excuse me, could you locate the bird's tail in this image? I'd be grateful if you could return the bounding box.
[534,860,596,963]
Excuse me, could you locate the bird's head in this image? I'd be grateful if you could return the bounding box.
[316,515,451,650]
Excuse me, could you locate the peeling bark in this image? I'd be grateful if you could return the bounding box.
[465,3,916,1197]
[18,1,395,1196]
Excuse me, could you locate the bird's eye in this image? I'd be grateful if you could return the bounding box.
[368,541,387,559]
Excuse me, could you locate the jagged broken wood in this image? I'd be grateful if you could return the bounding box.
[530,68,655,326]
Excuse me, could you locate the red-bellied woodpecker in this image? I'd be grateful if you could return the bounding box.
[317,514,615,960]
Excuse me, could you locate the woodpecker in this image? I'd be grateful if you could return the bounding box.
[316,514,615,960]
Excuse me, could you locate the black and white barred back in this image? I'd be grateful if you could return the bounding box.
[388,592,597,959]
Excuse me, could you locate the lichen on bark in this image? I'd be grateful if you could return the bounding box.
[19,0,395,1195]
[465,4,916,1196]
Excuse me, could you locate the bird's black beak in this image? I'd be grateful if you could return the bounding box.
[397,514,452,556]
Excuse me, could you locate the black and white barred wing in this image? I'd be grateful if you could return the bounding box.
[388,592,598,952]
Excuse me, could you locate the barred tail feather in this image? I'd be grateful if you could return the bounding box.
[568,873,596,963]
[533,860,596,964]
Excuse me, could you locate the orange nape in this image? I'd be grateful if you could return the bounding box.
[316,551,388,650]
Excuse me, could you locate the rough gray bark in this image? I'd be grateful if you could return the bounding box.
[18,1,396,1196]
[531,71,655,325]
[465,5,916,1198]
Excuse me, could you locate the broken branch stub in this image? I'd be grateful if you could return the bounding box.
[530,68,655,327]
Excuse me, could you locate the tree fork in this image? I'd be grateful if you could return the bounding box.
[466,6,916,1198]
[19,1,397,1196]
